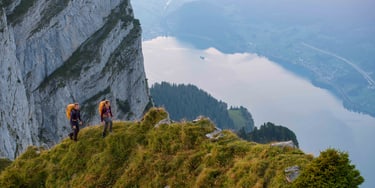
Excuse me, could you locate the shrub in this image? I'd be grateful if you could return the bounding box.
[293,148,364,188]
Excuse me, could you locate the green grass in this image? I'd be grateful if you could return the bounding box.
[0,158,12,173]
[0,108,318,187]
[228,107,254,132]
[228,109,247,130]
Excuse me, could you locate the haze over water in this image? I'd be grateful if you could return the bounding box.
[143,37,375,187]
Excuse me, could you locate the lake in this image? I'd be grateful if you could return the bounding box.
[143,37,375,187]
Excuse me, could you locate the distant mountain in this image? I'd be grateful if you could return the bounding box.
[0,108,364,187]
[133,0,375,118]
[151,82,254,131]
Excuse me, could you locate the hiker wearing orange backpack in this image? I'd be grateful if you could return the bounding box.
[99,100,113,138]
[66,103,82,141]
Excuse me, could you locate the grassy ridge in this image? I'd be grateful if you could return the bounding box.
[0,108,328,187]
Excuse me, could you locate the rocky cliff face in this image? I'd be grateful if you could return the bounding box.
[0,0,151,159]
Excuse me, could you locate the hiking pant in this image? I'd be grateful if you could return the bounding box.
[69,121,80,141]
[102,117,113,137]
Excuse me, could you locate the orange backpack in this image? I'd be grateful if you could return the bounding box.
[98,100,110,116]
[66,104,75,119]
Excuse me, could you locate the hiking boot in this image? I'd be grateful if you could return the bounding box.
[102,133,106,138]
[69,133,73,140]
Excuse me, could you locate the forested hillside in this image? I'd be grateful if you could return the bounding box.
[151,82,239,130]
[238,122,299,148]
[151,82,298,147]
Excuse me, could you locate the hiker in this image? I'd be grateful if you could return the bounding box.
[69,103,82,141]
[100,100,113,138]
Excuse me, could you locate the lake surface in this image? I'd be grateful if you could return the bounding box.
[143,37,375,187]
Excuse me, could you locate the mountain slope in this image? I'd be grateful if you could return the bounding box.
[228,106,254,132]
[0,108,363,187]
[151,82,241,130]
[0,0,151,159]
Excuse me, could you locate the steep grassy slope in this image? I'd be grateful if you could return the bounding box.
[0,108,361,187]
[0,158,12,173]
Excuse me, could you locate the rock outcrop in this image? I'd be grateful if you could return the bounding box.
[0,0,151,159]
[270,140,297,149]
[285,165,300,183]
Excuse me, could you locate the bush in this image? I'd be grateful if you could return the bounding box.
[293,148,364,188]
